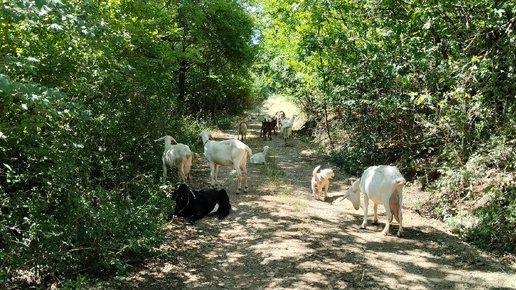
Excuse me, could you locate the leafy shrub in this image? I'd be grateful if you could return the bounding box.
[465,185,516,255]
[2,176,172,282]
[423,136,516,255]
[214,115,235,130]
[329,142,375,177]
[1,0,258,286]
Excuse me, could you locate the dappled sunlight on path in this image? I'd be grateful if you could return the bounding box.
[113,100,516,289]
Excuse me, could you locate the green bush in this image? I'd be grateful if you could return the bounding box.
[465,185,516,255]
[2,176,172,282]
[329,142,375,177]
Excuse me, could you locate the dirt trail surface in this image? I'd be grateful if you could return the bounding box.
[114,105,515,289]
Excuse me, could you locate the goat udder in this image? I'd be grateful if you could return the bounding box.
[389,194,400,223]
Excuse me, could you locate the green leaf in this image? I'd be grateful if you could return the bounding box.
[3,163,13,171]
[35,0,46,10]
[0,75,13,93]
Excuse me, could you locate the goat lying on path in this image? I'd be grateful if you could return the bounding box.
[155,135,193,184]
[250,146,270,164]
[198,130,252,194]
[335,165,405,236]
[168,184,231,223]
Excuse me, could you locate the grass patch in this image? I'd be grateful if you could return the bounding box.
[291,199,308,212]
[258,159,308,211]
[257,161,285,189]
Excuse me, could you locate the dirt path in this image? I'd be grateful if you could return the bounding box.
[115,106,515,289]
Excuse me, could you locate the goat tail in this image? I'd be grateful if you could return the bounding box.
[313,165,321,182]
[184,153,193,167]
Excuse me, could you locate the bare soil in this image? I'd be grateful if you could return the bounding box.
[110,105,515,289]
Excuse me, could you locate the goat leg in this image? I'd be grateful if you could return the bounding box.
[163,164,168,184]
[243,170,248,192]
[236,171,242,194]
[382,197,393,235]
[372,203,379,224]
[382,212,392,236]
[361,197,369,229]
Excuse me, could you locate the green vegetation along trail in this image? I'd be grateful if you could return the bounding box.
[110,104,515,289]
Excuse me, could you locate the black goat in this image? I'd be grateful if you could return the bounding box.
[168,184,231,223]
[262,119,276,140]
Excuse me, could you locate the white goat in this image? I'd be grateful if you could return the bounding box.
[337,165,405,236]
[198,130,252,194]
[155,135,193,184]
[250,146,270,164]
[280,114,297,146]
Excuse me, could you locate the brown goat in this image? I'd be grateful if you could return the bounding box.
[238,122,247,141]
[275,111,286,133]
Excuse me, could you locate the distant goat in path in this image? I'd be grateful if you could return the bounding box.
[280,114,297,146]
[238,116,250,141]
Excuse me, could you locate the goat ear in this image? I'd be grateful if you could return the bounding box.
[170,137,177,144]
[154,136,165,142]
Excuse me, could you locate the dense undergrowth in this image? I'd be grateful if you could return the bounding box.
[313,118,516,262]
[256,0,516,264]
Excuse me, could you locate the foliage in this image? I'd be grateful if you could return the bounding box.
[466,185,516,255]
[255,0,516,255]
[425,135,516,254]
[1,0,258,286]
